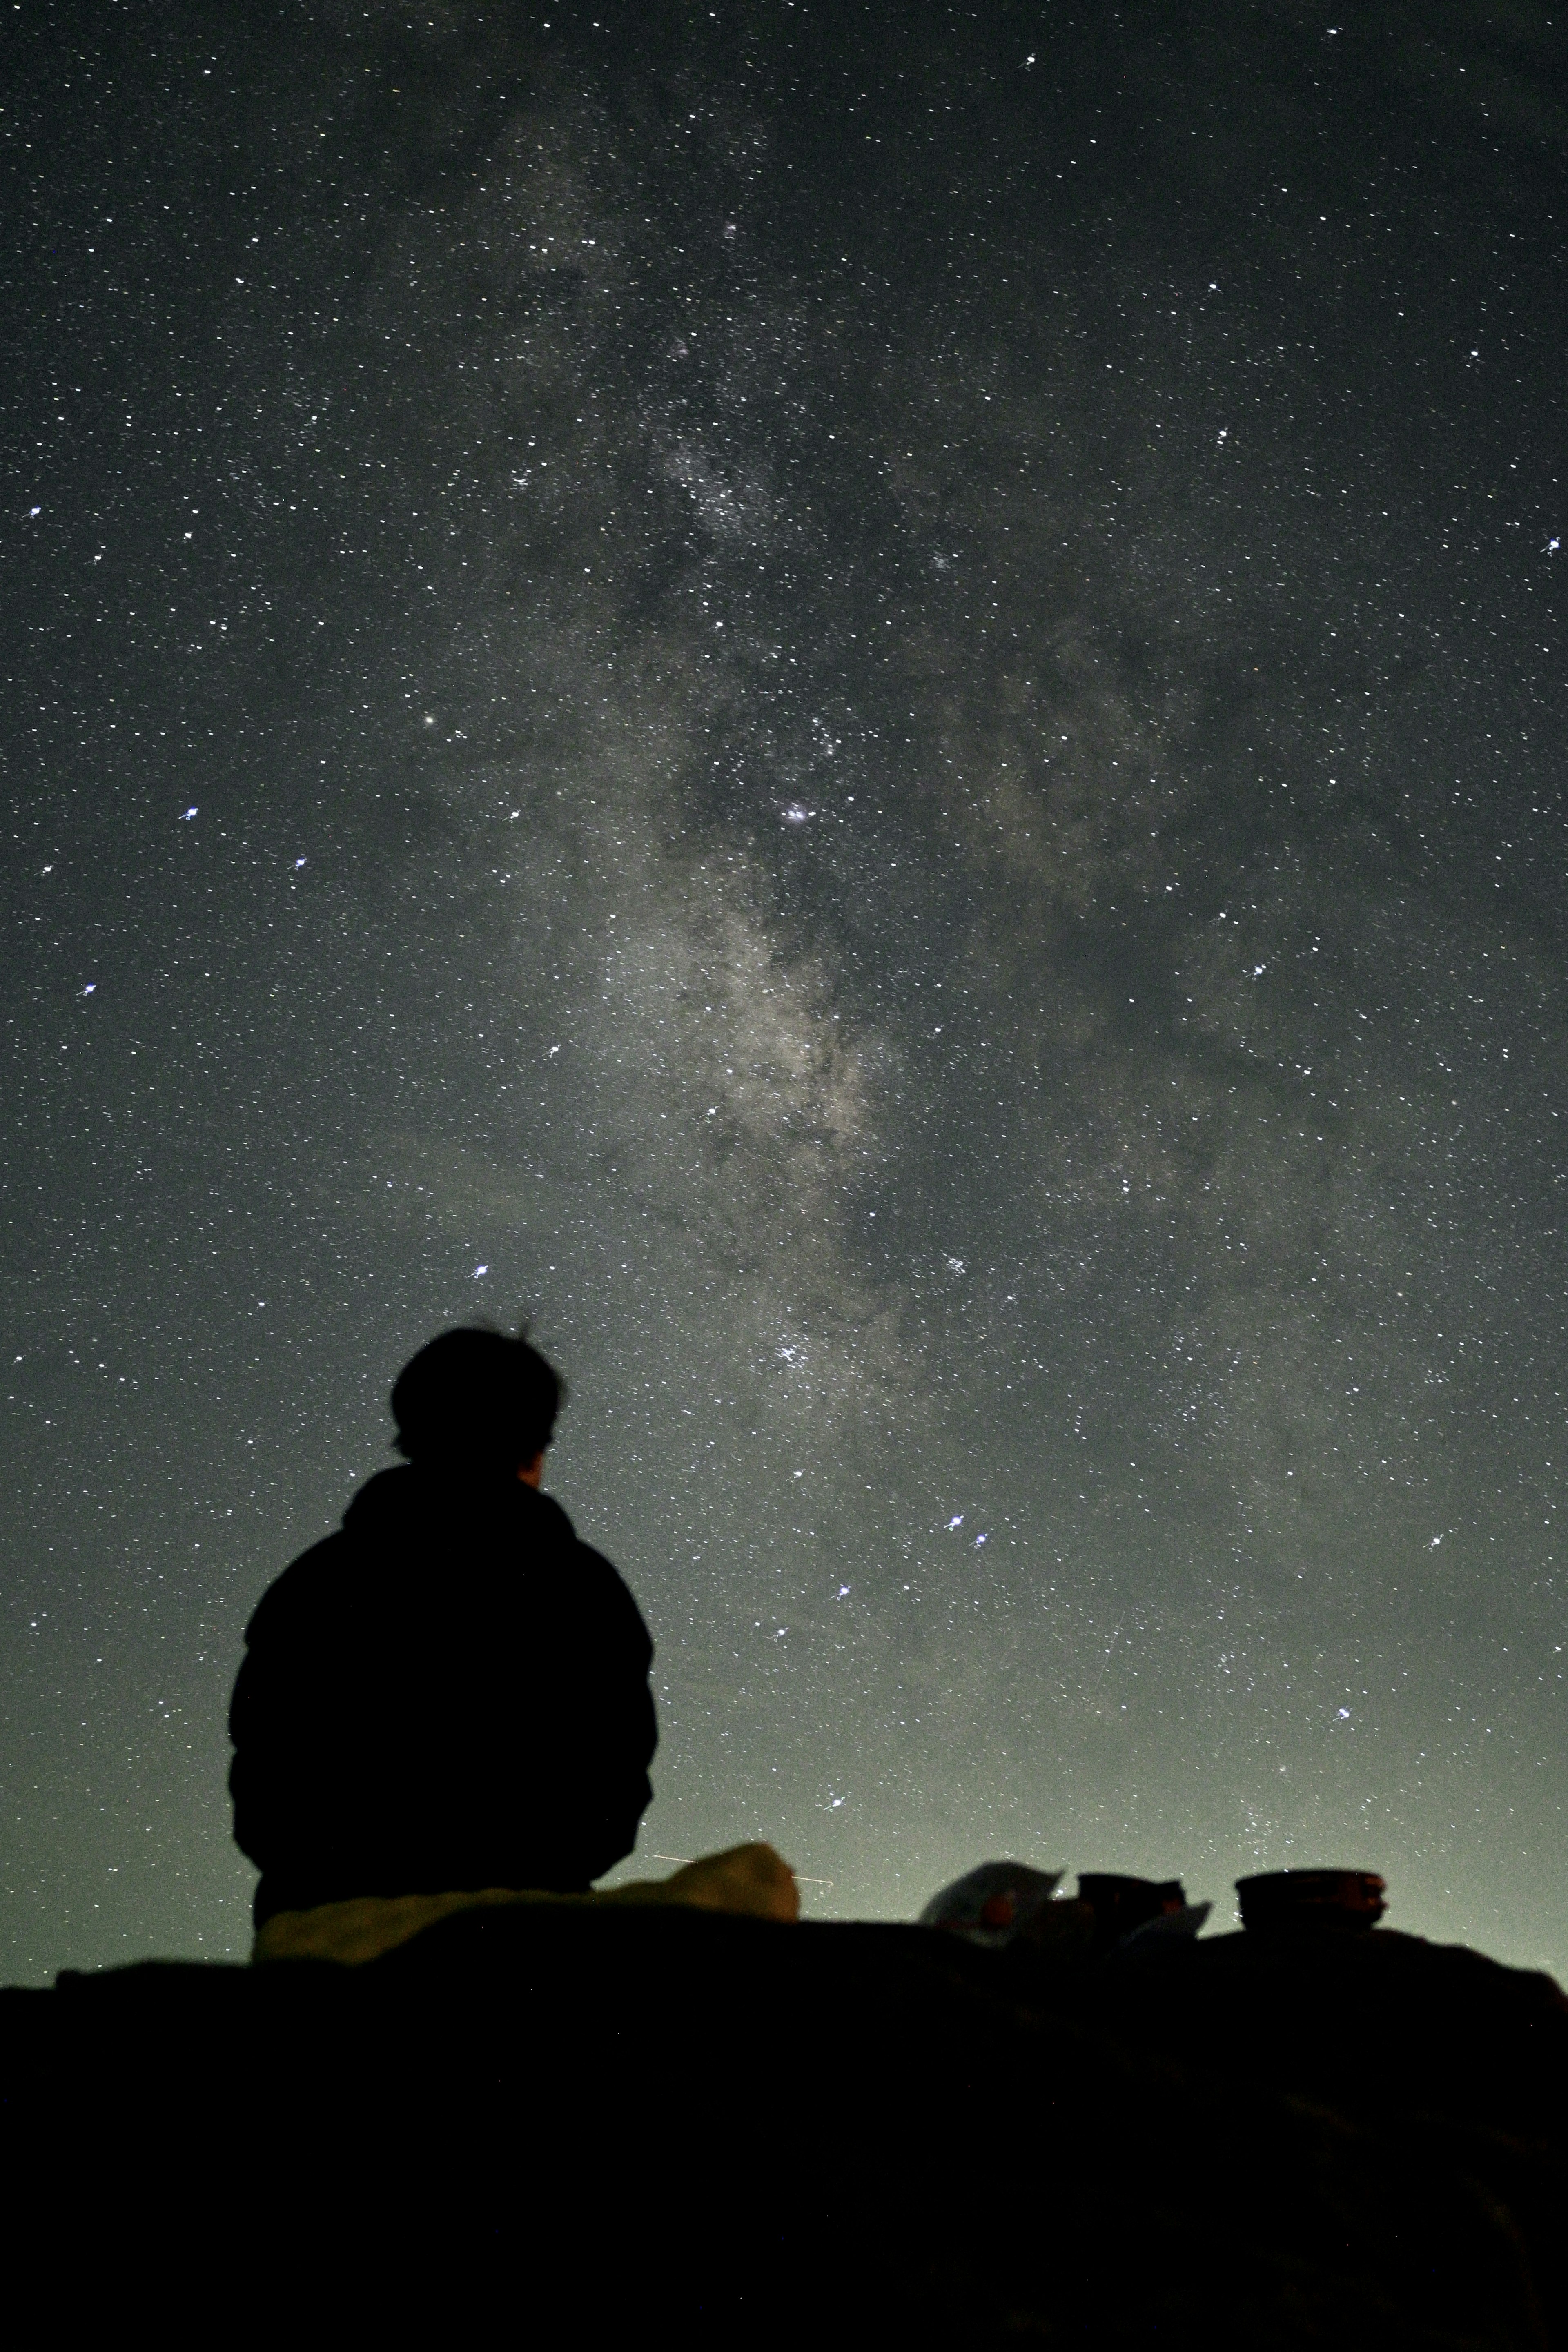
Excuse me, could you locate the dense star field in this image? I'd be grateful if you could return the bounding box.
[4,3,1566,1982]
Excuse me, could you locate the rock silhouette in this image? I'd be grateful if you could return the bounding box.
[4,1902,1565,2347]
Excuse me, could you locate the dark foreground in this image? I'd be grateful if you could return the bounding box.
[4,1909,1566,2346]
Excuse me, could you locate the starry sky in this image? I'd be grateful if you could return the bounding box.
[4,2,1566,1984]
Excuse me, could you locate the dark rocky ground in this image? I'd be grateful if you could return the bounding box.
[3,1910,1565,2345]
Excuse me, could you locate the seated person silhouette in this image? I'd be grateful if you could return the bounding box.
[229,1326,657,1928]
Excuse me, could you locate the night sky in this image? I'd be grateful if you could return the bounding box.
[5,2,1566,1985]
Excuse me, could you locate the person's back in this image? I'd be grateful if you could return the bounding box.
[229,1327,657,1926]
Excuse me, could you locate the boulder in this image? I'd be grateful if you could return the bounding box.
[2,1907,1561,2346]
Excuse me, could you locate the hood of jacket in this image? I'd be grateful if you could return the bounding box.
[340,1462,579,1550]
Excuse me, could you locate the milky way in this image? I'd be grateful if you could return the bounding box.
[4,4,1566,1980]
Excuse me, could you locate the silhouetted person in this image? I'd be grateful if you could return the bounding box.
[229,1327,657,1927]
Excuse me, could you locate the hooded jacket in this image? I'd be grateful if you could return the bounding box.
[229,1466,656,1926]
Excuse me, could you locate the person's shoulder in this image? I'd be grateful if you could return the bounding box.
[243,1467,410,1643]
[514,1483,579,1546]
[341,1463,421,1540]
[243,1532,344,1646]
[534,1499,651,1653]
[520,1487,615,1576]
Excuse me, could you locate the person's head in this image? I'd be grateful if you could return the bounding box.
[390,1325,564,1479]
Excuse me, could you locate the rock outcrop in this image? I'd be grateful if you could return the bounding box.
[3,1907,1564,2346]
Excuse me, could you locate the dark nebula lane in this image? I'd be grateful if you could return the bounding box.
[4,3,1566,1982]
